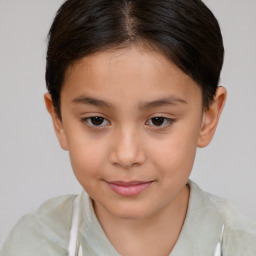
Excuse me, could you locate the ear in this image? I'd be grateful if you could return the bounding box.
[44,93,68,150]
[197,87,227,148]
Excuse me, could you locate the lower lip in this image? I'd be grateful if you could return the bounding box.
[107,182,153,197]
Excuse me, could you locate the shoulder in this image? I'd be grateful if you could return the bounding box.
[189,180,256,255]
[1,194,76,256]
[222,203,256,255]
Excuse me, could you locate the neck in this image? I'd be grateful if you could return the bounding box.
[94,185,190,256]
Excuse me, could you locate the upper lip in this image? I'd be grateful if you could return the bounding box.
[106,181,153,186]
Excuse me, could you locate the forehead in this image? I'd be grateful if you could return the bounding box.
[61,46,202,108]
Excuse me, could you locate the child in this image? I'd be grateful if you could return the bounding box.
[1,0,256,255]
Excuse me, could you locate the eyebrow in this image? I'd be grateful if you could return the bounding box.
[72,95,187,110]
[139,96,187,110]
[72,96,114,109]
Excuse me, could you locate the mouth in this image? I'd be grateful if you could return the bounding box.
[106,180,154,197]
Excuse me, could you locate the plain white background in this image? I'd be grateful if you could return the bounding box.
[0,0,255,246]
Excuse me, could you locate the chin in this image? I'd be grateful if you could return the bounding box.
[106,202,156,220]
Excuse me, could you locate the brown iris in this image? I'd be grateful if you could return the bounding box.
[151,117,165,126]
[90,117,104,126]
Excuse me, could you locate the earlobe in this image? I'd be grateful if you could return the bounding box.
[44,93,68,151]
[197,87,227,148]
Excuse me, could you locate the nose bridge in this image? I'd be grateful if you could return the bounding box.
[110,124,145,168]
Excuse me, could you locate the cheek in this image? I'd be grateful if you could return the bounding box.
[150,123,200,177]
[152,141,196,176]
[66,131,108,180]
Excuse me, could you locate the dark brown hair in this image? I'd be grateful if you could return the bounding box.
[46,0,224,118]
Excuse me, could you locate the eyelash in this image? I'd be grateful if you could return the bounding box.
[81,116,110,127]
[145,117,175,128]
[81,116,175,128]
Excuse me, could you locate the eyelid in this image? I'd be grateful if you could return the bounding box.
[145,116,175,128]
[81,116,110,127]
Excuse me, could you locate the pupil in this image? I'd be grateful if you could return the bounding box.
[152,117,164,126]
[91,117,104,125]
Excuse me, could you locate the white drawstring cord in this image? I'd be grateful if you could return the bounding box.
[68,194,81,256]
[78,245,83,256]
[213,225,224,256]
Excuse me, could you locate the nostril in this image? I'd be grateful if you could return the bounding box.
[109,130,146,168]
[109,146,146,168]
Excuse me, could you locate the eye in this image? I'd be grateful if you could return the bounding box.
[146,117,174,127]
[83,116,110,127]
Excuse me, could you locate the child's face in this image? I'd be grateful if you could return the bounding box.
[46,46,221,220]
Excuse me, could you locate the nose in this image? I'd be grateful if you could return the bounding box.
[109,128,146,169]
